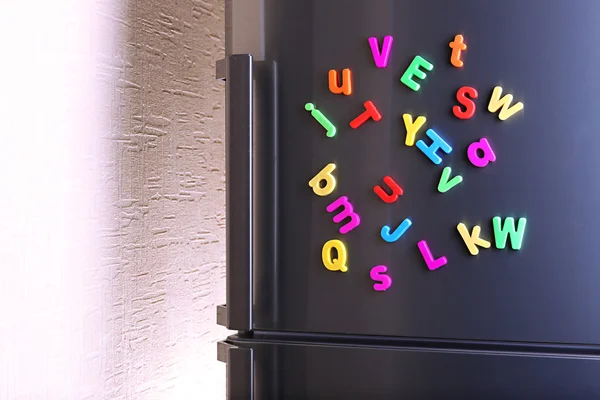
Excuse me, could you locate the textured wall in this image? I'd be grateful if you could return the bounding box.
[0,0,228,398]
[100,0,229,398]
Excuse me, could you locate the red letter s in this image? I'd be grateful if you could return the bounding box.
[452,86,478,120]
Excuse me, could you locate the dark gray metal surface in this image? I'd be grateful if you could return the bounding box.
[227,335,600,399]
[244,0,600,344]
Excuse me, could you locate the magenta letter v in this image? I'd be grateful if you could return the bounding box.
[368,36,393,68]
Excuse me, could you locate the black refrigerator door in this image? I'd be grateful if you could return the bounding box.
[219,335,600,400]
[226,0,600,344]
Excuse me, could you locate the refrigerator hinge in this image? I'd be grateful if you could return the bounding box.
[216,304,228,327]
[217,340,231,363]
[216,58,226,80]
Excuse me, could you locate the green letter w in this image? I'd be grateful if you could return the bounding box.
[492,217,527,250]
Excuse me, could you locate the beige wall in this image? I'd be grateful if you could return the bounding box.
[0,0,228,398]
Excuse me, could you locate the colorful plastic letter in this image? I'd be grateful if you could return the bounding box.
[417,240,448,271]
[453,86,478,119]
[438,166,463,193]
[349,100,382,129]
[492,217,527,250]
[416,129,452,165]
[488,86,524,121]
[305,102,337,137]
[370,265,392,291]
[328,69,352,96]
[374,176,403,203]
[402,114,426,146]
[308,163,337,196]
[326,196,361,234]
[457,223,491,255]
[400,55,434,91]
[381,218,412,243]
[467,138,496,168]
[322,239,348,272]
[368,36,393,68]
[449,34,467,68]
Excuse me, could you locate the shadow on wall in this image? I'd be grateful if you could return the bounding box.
[0,0,230,399]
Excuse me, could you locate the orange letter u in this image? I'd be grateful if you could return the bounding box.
[328,69,352,96]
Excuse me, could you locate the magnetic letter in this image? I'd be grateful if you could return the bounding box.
[308,163,337,196]
[381,218,412,243]
[368,36,393,68]
[402,114,426,146]
[453,86,478,119]
[457,223,491,255]
[370,265,392,291]
[400,55,434,91]
[493,217,527,250]
[322,239,348,272]
[467,138,496,168]
[437,166,463,193]
[305,103,337,137]
[328,69,353,95]
[449,34,467,68]
[417,240,448,271]
[326,196,361,234]
[349,100,382,129]
[488,86,524,121]
[373,176,403,204]
[416,129,452,165]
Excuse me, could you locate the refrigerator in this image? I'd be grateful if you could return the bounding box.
[215,0,600,398]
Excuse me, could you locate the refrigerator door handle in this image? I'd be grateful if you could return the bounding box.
[218,341,254,400]
[228,344,254,400]
[226,54,254,331]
